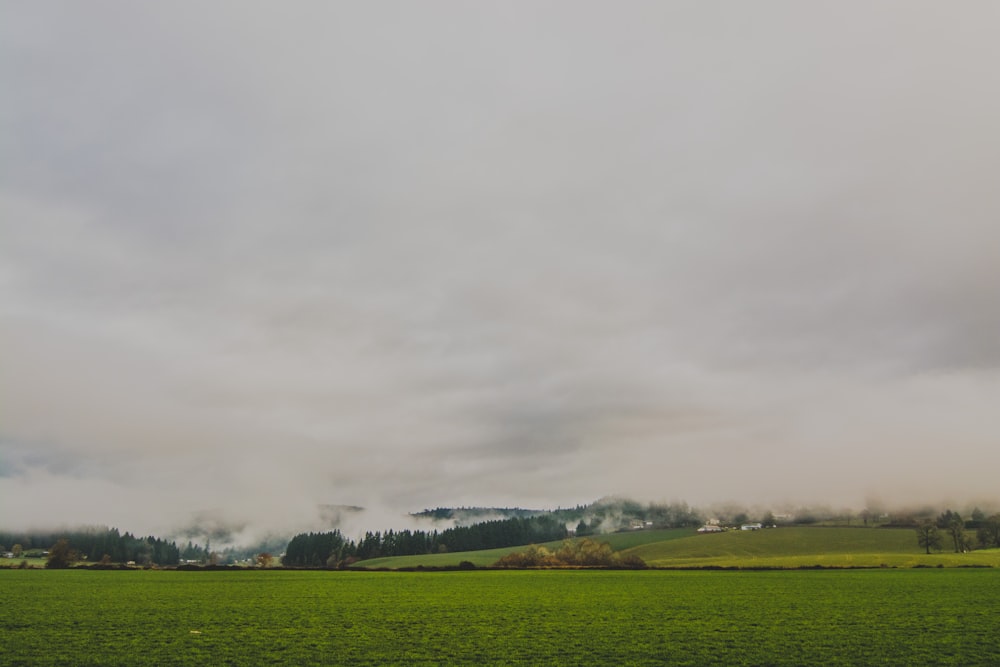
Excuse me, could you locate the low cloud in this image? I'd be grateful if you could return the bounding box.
[2,2,999,539]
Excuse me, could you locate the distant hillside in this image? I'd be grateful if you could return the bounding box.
[282,514,570,566]
[352,526,1000,570]
[624,526,1000,568]
[354,528,695,569]
[412,507,545,524]
[413,497,701,533]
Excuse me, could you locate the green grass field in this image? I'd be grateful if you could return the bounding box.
[624,527,1000,568]
[2,568,998,665]
[356,526,1000,570]
[356,527,694,568]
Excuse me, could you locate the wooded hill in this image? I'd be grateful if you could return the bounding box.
[282,514,568,567]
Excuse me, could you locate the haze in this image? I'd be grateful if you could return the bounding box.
[3,2,999,538]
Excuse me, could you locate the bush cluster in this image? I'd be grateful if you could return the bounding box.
[493,538,646,569]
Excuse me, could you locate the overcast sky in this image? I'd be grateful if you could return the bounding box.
[3,2,999,537]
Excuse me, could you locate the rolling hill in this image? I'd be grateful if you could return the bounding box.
[623,526,1000,568]
[354,528,694,569]
[353,526,1000,569]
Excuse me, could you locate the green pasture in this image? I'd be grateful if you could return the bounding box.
[357,526,1000,570]
[3,568,998,665]
[624,527,1000,568]
[358,544,531,569]
[356,527,694,569]
[593,527,696,550]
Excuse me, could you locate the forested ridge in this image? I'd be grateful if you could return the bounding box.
[283,514,569,567]
[0,528,185,566]
[5,500,998,569]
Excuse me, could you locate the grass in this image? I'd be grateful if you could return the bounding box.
[356,526,1000,570]
[357,544,538,569]
[589,527,695,550]
[623,527,1000,568]
[2,568,998,665]
[355,527,694,569]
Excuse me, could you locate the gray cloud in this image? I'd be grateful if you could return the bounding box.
[2,1,999,536]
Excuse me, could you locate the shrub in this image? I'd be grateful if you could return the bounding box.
[45,539,77,569]
[494,539,647,569]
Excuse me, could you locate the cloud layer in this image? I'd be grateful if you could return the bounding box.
[3,2,999,536]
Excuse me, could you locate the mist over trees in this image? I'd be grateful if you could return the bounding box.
[413,507,543,523]
[4,497,1000,568]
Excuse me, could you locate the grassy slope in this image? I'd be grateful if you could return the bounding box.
[624,526,1000,568]
[354,528,695,569]
[358,526,1000,569]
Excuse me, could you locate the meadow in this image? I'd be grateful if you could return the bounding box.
[3,568,998,665]
[625,527,1000,568]
[356,527,695,569]
[355,526,1000,570]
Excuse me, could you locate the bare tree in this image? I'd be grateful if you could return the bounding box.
[977,515,1000,549]
[946,514,966,553]
[915,521,942,555]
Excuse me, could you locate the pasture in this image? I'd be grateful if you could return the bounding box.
[624,527,1000,568]
[357,527,694,569]
[3,568,998,665]
[356,526,1000,570]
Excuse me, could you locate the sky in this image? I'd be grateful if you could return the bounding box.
[3,2,999,539]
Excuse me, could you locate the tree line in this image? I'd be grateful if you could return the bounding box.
[914,510,1000,554]
[282,514,569,567]
[0,528,182,567]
